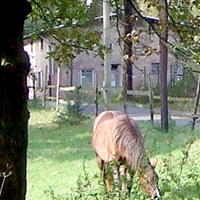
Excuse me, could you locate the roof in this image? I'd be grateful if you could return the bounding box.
[145,16,159,24]
[94,13,159,24]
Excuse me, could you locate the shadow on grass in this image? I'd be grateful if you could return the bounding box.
[28,122,94,162]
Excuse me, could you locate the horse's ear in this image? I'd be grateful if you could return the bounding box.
[151,161,158,169]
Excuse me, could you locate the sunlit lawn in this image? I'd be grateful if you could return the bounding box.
[27,108,97,199]
[27,106,200,200]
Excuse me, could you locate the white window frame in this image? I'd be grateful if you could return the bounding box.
[151,63,159,75]
[80,69,94,87]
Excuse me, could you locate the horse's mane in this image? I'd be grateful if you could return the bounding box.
[112,115,146,169]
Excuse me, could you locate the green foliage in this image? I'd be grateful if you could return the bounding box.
[25,0,105,65]
[168,81,197,99]
[87,0,103,21]
[112,89,123,103]
[28,99,43,110]
[152,69,197,98]
[140,0,200,64]
[168,1,200,63]
[138,0,159,17]
[55,89,89,126]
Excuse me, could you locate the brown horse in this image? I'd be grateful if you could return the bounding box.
[92,111,160,199]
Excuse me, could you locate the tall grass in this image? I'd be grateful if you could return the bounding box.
[27,104,200,200]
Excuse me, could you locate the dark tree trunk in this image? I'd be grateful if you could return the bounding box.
[124,0,133,91]
[159,0,168,132]
[0,1,31,199]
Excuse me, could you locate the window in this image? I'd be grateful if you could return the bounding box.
[111,69,117,87]
[174,65,184,82]
[36,71,43,88]
[151,63,159,75]
[49,45,56,75]
[40,38,44,51]
[80,69,94,88]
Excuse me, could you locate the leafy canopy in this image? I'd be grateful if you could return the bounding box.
[140,0,200,64]
[25,0,104,65]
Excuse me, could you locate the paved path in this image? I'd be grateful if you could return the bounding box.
[82,104,194,127]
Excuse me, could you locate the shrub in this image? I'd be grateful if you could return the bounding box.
[56,88,89,126]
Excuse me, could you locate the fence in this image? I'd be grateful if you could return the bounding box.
[44,85,79,111]
[95,86,199,130]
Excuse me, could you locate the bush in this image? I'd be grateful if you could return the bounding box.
[28,99,43,110]
[56,88,89,126]
[153,69,197,98]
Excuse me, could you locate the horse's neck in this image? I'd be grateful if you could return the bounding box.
[137,154,151,173]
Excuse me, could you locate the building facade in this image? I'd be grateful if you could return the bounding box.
[24,16,181,99]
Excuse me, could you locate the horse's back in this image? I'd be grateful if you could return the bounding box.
[92,111,125,162]
[93,111,124,132]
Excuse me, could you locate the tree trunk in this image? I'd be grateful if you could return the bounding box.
[103,0,111,109]
[124,0,133,91]
[159,0,168,132]
[0,1,31,199]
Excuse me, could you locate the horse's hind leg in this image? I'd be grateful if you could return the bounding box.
[104,163,115,191]
[96,156,113,191]
[96,156,106,185]
[127,167,134,196]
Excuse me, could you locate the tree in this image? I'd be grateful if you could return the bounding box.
[123,0,200,131]
[138,0,200,64]
[0,0,31,199]
[25,0,104,66]
[124,0,134,91]
[159,0,168,132]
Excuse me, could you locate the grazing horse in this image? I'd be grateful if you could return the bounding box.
[92,111,160,199]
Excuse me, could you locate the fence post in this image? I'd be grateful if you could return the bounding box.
[122,71,128,113]
[148,73,154,123]
[32,72,36,100]
[94,73,99,117]
[191,74,200,130]
[56,66,60,111]
[42,65,48,108]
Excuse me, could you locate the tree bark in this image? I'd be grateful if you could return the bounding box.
[124,0,133,91]
[159,0,168,132]
[0,1,31,199]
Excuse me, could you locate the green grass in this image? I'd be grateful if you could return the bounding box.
[27,108,96,200]
[27,106,200,200]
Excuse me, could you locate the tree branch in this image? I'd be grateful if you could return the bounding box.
[30,0,50,23]
[126,0,191,59]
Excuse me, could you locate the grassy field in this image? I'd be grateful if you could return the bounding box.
[27,105,200,200]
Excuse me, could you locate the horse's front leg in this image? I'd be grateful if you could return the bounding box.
[120,165,127,192]
[120,165,134,196]
[113,164,120,188]
[105,163,114,191]
[127,167,134,196]
[105,162,120,192]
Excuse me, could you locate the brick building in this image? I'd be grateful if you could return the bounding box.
[24,16,181,99]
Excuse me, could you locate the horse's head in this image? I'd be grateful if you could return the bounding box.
[139,162,160,199]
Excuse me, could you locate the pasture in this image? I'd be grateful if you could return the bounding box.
[27,105,200,200]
